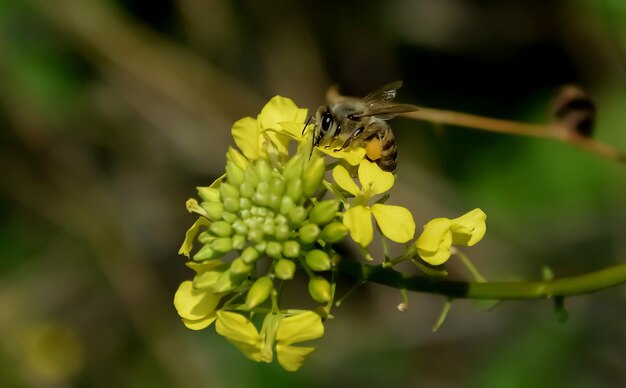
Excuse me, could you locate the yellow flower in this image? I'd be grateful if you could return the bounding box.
[215,310,324,372]
[174,261,225,330]
[231,96,308,160]
[415,208,487,266]
[332,160,415,247]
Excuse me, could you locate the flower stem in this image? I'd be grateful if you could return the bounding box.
[337,260,626,300]
[453,248,486,283]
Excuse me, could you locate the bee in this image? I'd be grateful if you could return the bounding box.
[313,81,419,173]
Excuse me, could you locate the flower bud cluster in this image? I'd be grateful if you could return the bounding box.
[188,153,347,307]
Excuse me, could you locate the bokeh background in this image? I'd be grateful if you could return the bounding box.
[2,0,626,386]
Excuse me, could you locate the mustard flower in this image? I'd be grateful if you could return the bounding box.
[231,96,308,159]
[215,310,324,372]
[415,208,487,265]
[332,159,415,247]
[174,282,220,330]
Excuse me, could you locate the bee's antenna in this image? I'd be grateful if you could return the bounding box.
[302,115,314,135]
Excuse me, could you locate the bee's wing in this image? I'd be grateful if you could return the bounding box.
[353,103,419,120]
[361,81,404,104]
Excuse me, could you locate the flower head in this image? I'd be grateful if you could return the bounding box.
[333,160,415,247]
[415,208,487,265]
[175,94,487,372]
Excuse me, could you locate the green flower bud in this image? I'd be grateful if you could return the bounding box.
[275,224,290,241]
[282,240,301,258]
[282,154,304,182]
[240,182,255,198]
[266,241,283,259]
[308,276,331,303]
[270,178,285,197]
[193,269,224,289]
[247,228,263,243]
[226,146,249,170]
[219,182,240,200]
[275,259,296,280]
[254,240,267,254]
[211,237,233,253]
[197,187,220,203]
[222,211,237,223]
[232,234,246,250]
[288,206,308,225]
[240,209,251,219]
[280,196,296,215]
[299,224,320,244]
[223,197,239,213]
[252,192,269,207]
[320,222,349,243]
[226,162,245,186]
[240,246,260,264]
[230,258,252,276]
[302,156,325,197]
[257,207,269,217]
[197,231,215,244]
[255,159,272,182]
[239,197,251,210]
[268,194,281,211]
[245,277,273,308]
[262,223,275,237]
[256,181,270,195]
[275,214,288,225]
[232,220,248,236]
[209,221,233,237]
[244,218,259,230]
[244,167,260,188]
[211,270,236,293]
[309,200,339,225]
[193,244,223,261]
[201,201,223,220]
[305,250,331,271]
[286,178,303,202]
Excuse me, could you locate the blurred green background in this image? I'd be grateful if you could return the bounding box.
[2,0,626,386]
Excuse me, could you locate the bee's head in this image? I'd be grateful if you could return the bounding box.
[313,105,335,145]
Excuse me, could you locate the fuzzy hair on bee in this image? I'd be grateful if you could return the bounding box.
[313,81,418,173]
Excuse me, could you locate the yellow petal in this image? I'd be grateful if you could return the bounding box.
[215,311,260,346]
[225,339,265,363]
[343,206,373,247]
[182,312,217,330]
[275,122,306,141]
[232,116,260,159]
[318,146,366,166]
[178,217,211,257]
[332,165,360,196]
[415,218,453,266]
[371,204,416,243]
[173,281,221,320]
[259,96,305,130]
[358,160,394,195]
[185,260,223,274]
[276,311,324,345]
[276,344,316,372]
[450,208,487,247]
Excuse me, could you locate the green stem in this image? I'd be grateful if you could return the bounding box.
[454,248,486,283]
[337,260,626,300]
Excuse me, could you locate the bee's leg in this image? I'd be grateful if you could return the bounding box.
[333,127,364,152]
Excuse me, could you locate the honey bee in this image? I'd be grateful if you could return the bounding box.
[313,81,418,172]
